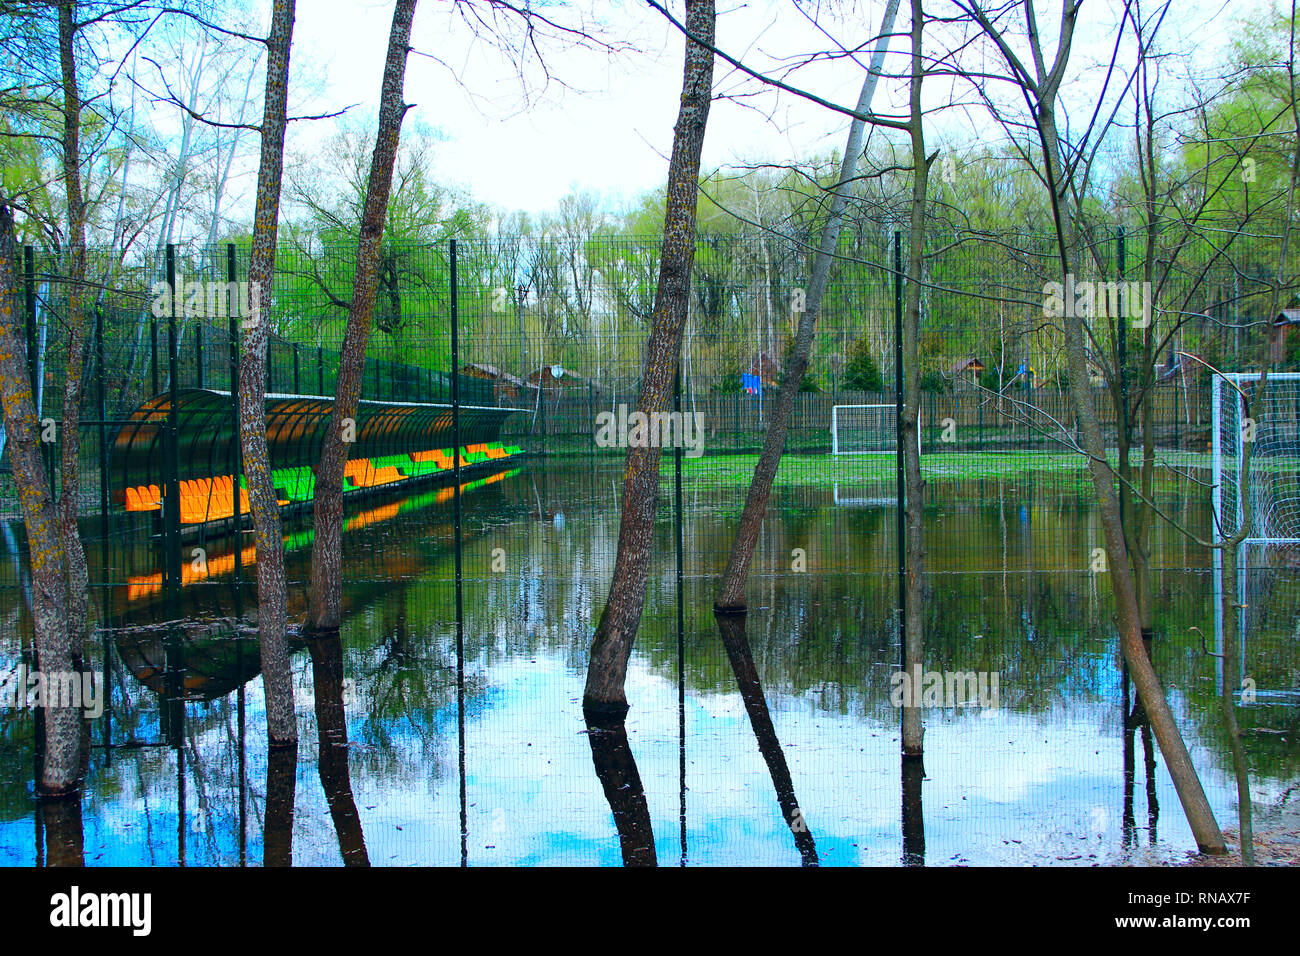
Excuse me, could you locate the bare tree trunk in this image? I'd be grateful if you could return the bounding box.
[263,738,297,866]
[308,0,417,634]
[965,0,1225,857]
[1046,119,1226,854]
[583,0,714,716]
[0,204,79,795]
[240,0,297,746]
[900,0,930,756]
[715,0,899,611]
[56,0,89,661]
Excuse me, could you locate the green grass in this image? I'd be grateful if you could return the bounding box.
[668,449,1215,487]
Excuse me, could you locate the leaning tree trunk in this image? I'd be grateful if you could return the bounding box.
[1041,100,1225,851]
[583,0,714,716]
[0,204,79,794]
[240,0,297,746]
[308,0,417,634]
[56,0,90,661]
[899,0,930,756]
[714,0,899,612]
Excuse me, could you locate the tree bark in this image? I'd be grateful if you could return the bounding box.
[308,0,417,634]
[240,0,297,746]
[56,0,89,661]
[900,0,930,756]
[714,0,899,611]
[0,204,79,795]
[1042,108,1227,855]
[583,0,714,716]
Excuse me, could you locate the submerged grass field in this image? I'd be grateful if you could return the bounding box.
[669,448,1215,488]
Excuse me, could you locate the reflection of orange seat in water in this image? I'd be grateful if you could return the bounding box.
[126,542,258,599]
[347,501,401,531]
[126,572,163,601]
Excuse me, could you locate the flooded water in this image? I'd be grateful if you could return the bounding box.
[1,457,1297,866]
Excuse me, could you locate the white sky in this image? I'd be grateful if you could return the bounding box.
[169,0,1282,225]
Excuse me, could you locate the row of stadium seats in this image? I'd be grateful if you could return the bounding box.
[121,443,523,525]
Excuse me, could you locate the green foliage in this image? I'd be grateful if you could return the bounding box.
[844,336,883,391]
[919,370,947,393]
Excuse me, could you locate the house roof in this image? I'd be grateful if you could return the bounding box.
[460,363,526,388]
[947,357,985,375]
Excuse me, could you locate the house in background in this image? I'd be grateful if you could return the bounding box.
[947,356,986,385]
[459,363,528,402]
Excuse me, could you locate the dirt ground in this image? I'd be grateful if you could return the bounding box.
[1178,802,1300,866]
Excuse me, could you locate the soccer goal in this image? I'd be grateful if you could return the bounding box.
[832,404,916,455]
[1211,372,1300,695]
[1211,371,1300,546]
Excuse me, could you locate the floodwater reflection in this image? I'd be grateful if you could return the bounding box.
[0,460,1297,865]
[306,632,370,866]
[715,611,818,866]
[583,710,656,867]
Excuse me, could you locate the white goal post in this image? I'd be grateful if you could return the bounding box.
[1211,371,1300,546]
[831,404,921,455]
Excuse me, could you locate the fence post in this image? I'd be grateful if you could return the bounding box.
[151,319,159,397]
[893,228,906,675]
[164,244,182,598]
[227,243,243,614]
[95,304,113,747]
[293,342,300,394]
[318,346,324,395]
[1117,227,1128,527]
[196,321,205,389]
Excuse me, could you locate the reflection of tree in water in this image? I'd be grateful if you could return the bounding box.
[264,741,297,867]
[715,612,818,866]
[40,793,84,867]
[307,632,369,866]
[901,756,925,866]
[583,710,656,867]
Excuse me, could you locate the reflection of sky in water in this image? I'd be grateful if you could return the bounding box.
[0,460,1297,865]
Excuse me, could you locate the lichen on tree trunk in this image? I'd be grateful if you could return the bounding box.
[0,204,81,795]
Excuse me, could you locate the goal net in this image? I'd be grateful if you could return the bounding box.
[1211,372,1300,546]
[832,404,909,455]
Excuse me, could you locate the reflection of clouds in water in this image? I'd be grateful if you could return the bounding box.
[2,463,1291,865]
